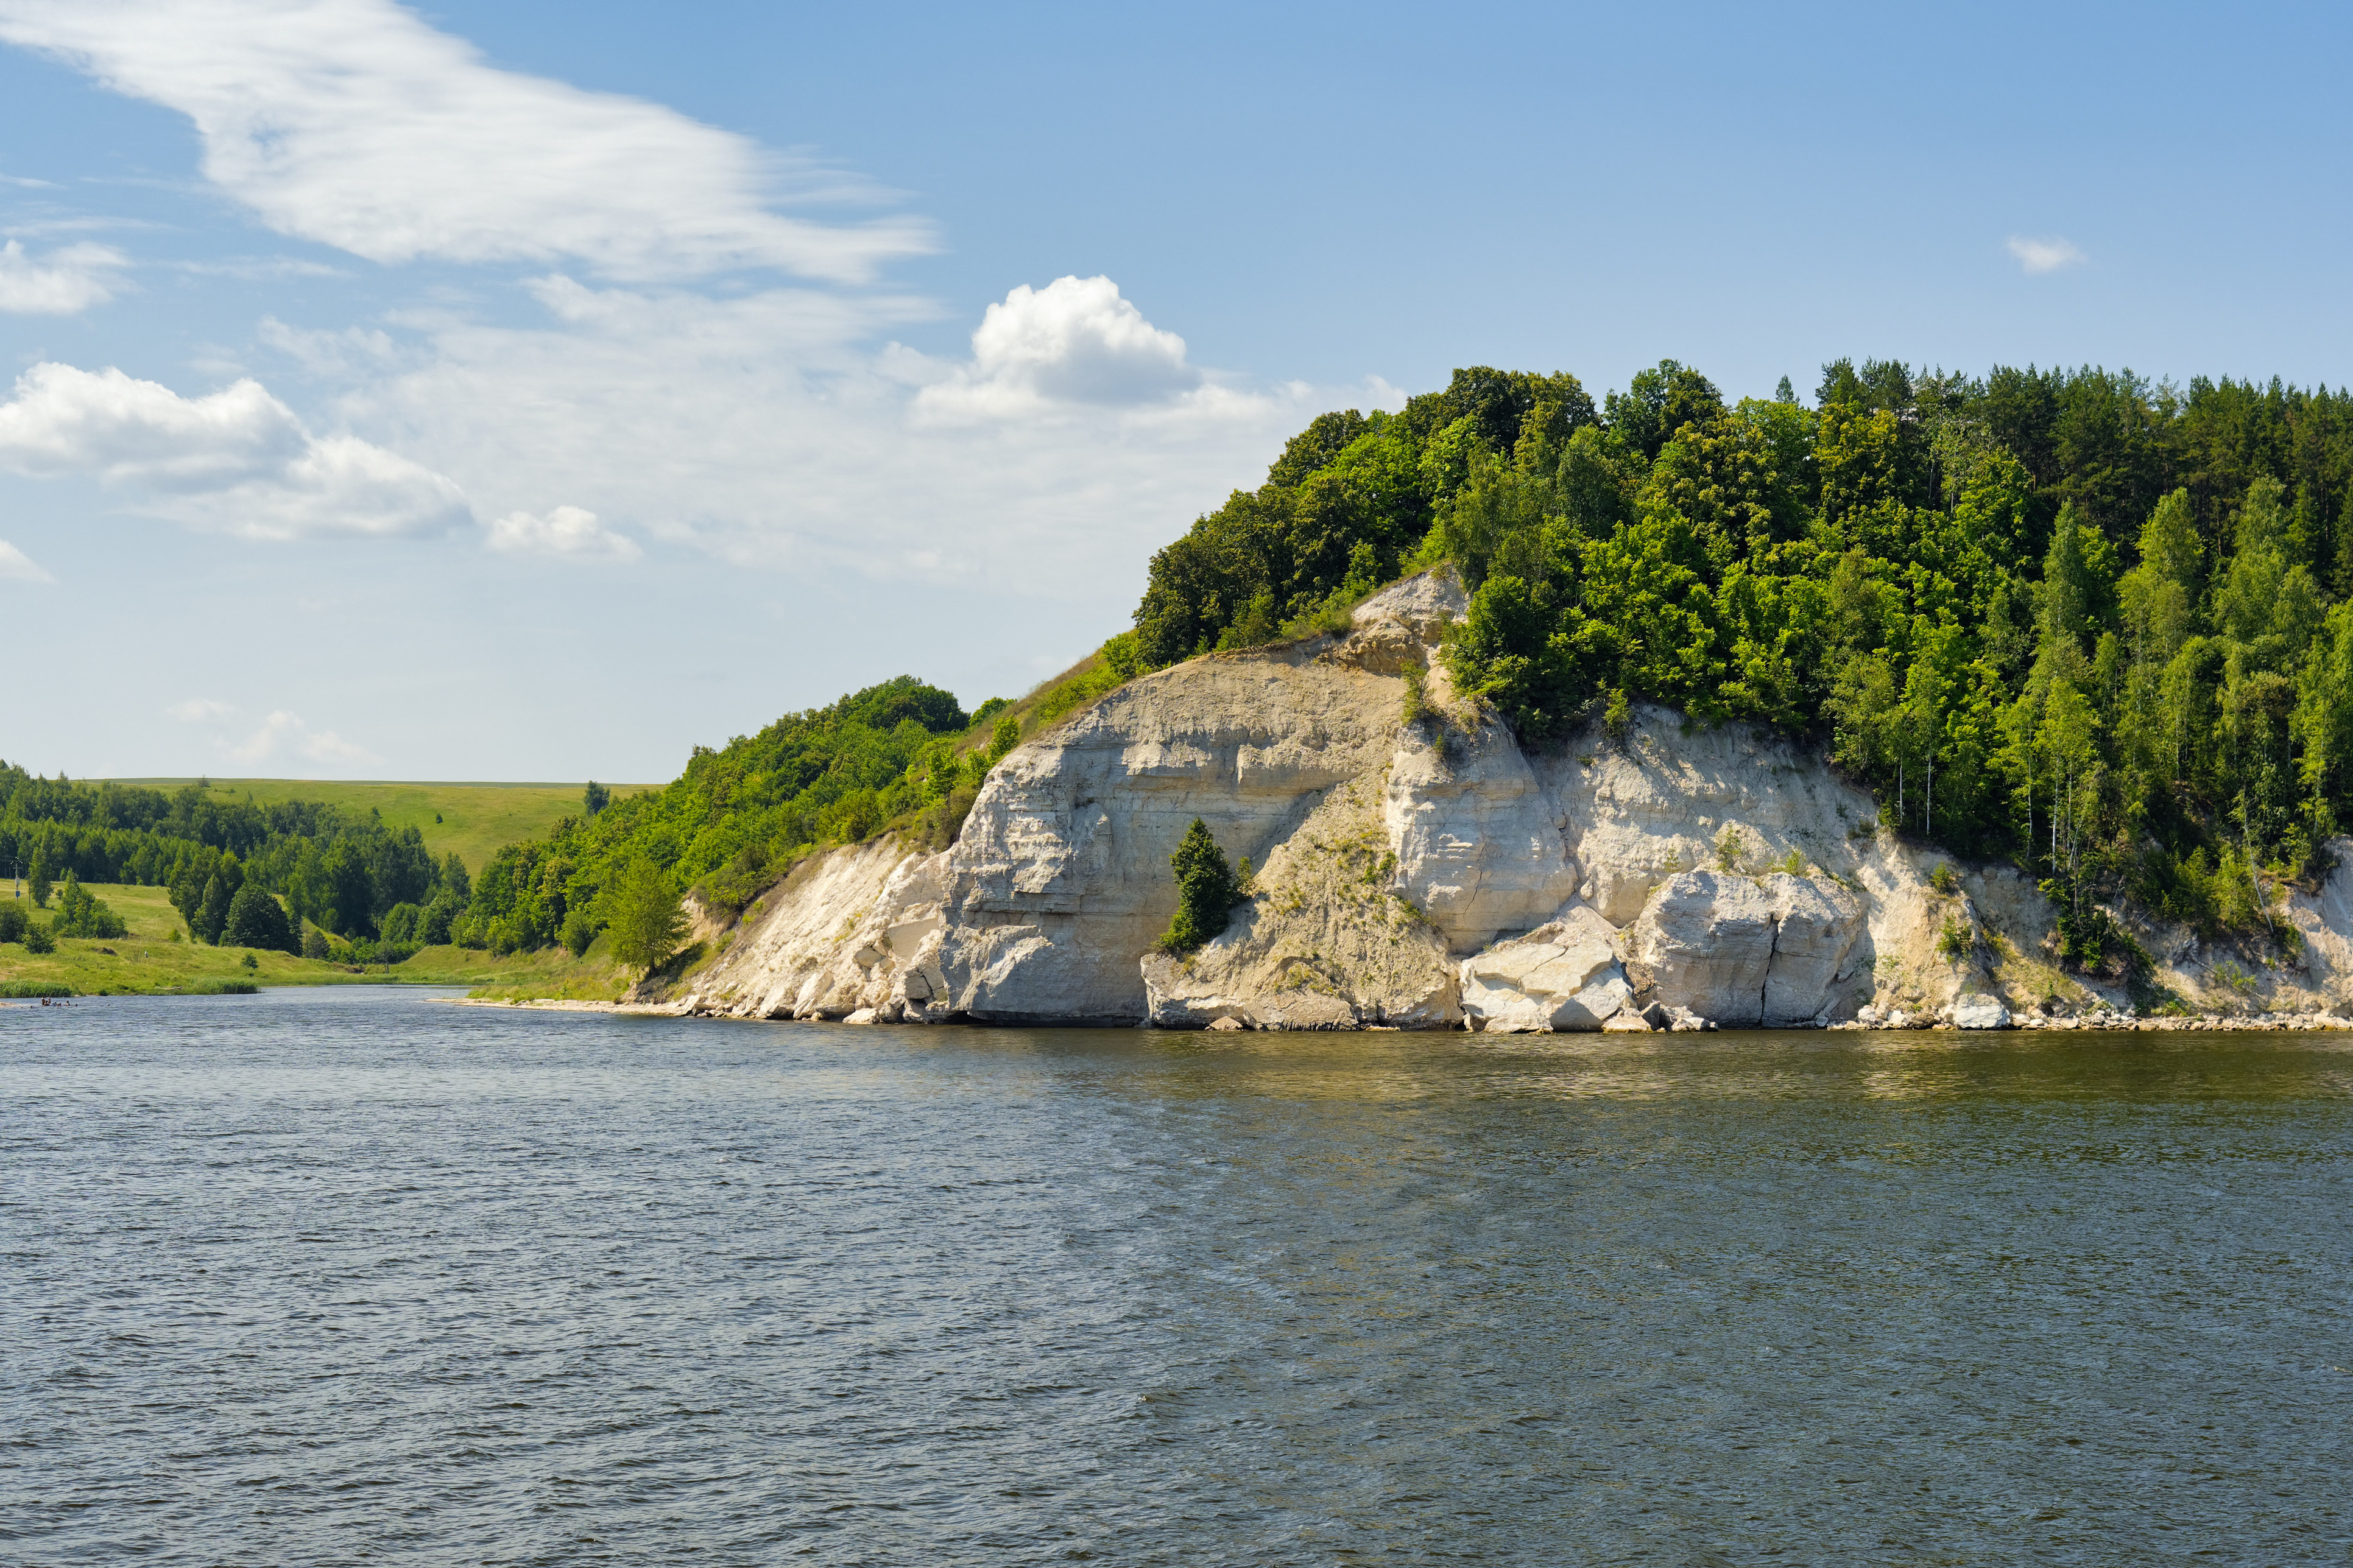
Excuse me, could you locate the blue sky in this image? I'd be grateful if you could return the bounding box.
[2,0,2349,781]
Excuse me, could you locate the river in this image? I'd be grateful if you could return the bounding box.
[4,987,2349,1564]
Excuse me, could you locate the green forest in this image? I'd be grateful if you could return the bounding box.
[294,356,2353,980]
[1131,360,2353,967]
[0,766,463,959]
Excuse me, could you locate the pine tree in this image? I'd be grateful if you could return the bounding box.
[27,839,52,909]
[1157,818,1249,954]
[197,874,232,946]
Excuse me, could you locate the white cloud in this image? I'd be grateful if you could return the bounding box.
[0,537,52,581]
[0,0,931,282]
[914,276,1203,419]
[305,275,1395,602]
[224,708,378,768]
[487,504,640,561]
[168,697,235,721]
[0,360,469,538]
[0,239,125,313]
[2006,234,2087,275]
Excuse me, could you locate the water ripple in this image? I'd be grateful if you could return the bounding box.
[2,989,2348,1564]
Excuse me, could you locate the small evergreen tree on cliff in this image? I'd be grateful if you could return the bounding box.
[603,856,687,974]
[1157,818,1247,954]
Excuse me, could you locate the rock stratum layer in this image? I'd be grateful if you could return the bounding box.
[652,571,2353,1030]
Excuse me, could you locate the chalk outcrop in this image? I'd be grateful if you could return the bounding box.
[650,567,2353,1030]
[1458,908,1630,1033]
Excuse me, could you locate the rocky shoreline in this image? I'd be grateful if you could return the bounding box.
[614,572,2353,1035]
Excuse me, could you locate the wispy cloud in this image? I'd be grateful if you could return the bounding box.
[328,273,1389,596]
[224,709,378,768]
[0,0,933,281]
[0,538,53,582]
[2006,234,2088,275]
[0,238,125,312]
[168,697,235,721]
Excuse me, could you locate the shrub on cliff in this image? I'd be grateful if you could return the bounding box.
[1157,818,1250,955]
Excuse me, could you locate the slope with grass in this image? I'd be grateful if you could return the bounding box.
[108,779,642,874]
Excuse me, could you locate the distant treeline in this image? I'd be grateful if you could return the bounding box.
[0,766,463,956]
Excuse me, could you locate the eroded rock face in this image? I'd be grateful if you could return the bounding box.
[934,645,1409,1024]
[631,836,945,1019]
[1141,772,1459,1030]
[655,585,2351,1031]
[1622,870,1864,1026]
[1385,713,1581,953]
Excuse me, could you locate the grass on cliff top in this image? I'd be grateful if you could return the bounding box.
[0,881,635,999]
[104,778,655,873]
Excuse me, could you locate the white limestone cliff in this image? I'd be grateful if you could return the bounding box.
[651,569,2353,1028]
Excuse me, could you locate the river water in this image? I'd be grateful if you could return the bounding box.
[4,988,2349,1565]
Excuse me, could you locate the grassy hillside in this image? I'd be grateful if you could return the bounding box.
[105,778,649,874]
[0,881,637,999]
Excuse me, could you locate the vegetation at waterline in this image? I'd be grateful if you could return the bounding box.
[0,764,472,951]
[0,767,676,969]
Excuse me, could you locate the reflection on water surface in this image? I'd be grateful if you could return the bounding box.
[4,989,2348,1564]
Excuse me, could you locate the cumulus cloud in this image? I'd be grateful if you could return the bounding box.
[0,537,52,582]
[0,361,469,537]
[168,697,235,721]
[0,0,930,281]
[487,504,640,561]
[224,708,378,767]
[0,238,125,312]
[2006,234,2087,274]
[914,276,1202,419]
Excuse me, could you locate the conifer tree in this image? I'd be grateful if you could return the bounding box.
[1157,818,1248,954]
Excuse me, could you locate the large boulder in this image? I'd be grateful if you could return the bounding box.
[1760,872,1866,1025]
[1459,908,1632,1032]
[1952,993,2012,1029]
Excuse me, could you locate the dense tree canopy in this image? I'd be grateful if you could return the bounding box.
[462,676,977,957]
[0,765,462,952]
[1128,357,2353,969]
